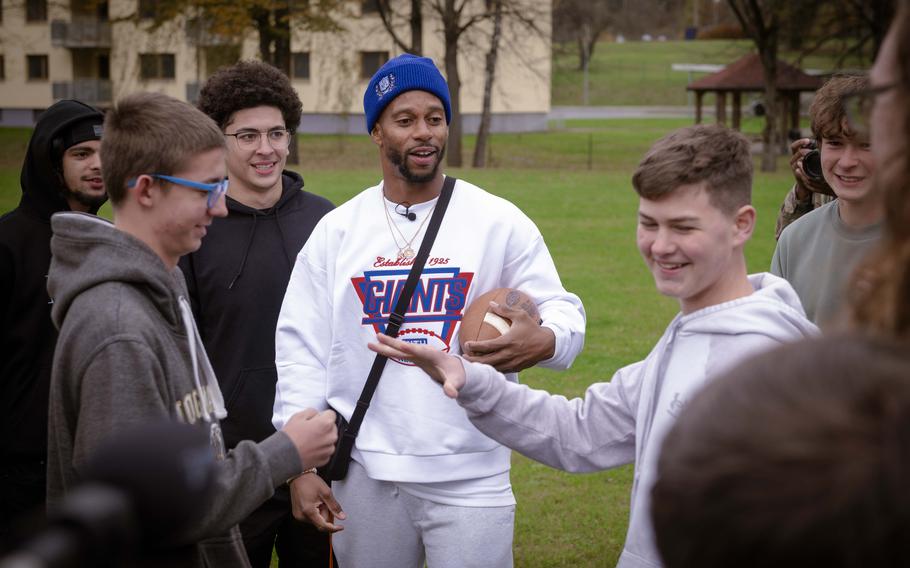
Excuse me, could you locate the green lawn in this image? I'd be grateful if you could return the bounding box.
[1,122,794,567]
[552,38,871,107]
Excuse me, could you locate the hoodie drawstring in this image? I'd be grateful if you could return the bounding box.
[274,205,294,270]
[228,212,258,290]
[177,296,227,422]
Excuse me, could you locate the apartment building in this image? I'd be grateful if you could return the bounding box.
[0,0,551,133]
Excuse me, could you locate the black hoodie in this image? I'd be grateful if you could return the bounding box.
[178,171,333,450]
[0,100,104,464]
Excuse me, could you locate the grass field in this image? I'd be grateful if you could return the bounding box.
[552,38,870,107]
[0,118,794,566]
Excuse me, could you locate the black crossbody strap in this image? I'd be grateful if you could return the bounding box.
[345,175,456,437]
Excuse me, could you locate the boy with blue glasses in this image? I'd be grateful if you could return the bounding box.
[127,174,229,210]
[45,92,339,568]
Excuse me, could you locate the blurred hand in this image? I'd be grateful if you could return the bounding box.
[289,473,345,532]
[282,409,337,469]
[369,333,467,398]
[790,138,834,199]
[462,301,555,373]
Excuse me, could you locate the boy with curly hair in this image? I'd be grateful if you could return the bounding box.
[180,61,334,567]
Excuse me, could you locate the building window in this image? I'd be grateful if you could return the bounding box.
[292,52,310,80]
[0,56,5,80]
[138,0,158,19]
[140,53,175,80]
[26,0,48,21]
[360,51,388,79]
[27,55,49,80]
[361,0,379,15]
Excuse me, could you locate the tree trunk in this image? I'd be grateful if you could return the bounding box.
[473,0,503,168]
[727,0,781,172]
[443,0,463,168]
[251,4,298,164]
[576,22,592,71]
[410,0,423,54]
[757,15,780,173]
[273,6,291,75]
[252,7,273,64]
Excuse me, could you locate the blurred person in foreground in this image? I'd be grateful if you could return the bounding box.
[850,0,910,337]
[651,333,910,568]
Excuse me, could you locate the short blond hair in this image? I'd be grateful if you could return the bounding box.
[632,124,752,214]
[102,92,225,205]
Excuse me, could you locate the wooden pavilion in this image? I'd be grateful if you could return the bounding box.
[687,53,823,132]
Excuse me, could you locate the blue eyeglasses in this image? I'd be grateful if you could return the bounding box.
[128,174,229,209]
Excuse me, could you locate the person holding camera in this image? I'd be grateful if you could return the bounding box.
[771,74,883,326]
[774,137,837,239]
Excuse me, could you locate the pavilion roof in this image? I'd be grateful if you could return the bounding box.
[687,53,823,92]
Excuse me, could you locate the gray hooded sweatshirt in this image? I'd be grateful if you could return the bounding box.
[46,212,302,568]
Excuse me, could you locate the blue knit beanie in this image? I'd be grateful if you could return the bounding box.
[363,54,452,133]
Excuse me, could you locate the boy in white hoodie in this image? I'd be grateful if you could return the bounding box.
[370,124,819,568]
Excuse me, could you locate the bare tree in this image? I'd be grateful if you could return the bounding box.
[553,0,618,72]
[472,0,503,168]
[728,0,783,172]
[787,0,895,65]
[139,0,343,163]
[376,0,424,54]
[141,1,343,73]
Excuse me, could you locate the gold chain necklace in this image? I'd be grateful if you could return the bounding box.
[381,189,435,260]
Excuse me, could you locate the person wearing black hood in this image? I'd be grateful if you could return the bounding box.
[180,61,334,567]
[0,99,104,548]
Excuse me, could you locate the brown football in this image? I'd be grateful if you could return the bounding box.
[458,288,540,352]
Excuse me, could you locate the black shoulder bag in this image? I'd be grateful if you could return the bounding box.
[320,175,456,481]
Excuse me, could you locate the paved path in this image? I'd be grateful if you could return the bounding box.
[549,105,717,120]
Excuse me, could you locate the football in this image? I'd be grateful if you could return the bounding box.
[458,288,540,352]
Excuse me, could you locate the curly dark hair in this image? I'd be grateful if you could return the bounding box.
[197,60,302,132]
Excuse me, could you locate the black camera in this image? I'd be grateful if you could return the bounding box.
[802,140,824,181]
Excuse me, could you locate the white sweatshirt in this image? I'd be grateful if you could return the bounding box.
[454,273,819,567]
[273,177,586,492]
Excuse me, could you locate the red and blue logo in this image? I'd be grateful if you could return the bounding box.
[351,267,473,363]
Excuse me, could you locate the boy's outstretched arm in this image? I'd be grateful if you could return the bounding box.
[369,334,466,398]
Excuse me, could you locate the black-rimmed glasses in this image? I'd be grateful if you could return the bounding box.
[224,128,291,150]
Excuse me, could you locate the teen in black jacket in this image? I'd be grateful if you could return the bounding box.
[0,100,104,548]
[180,60,334,568]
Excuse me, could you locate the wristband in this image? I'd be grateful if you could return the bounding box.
[286,467,318,485]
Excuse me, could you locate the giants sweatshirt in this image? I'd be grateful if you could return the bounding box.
[273,177,586,489]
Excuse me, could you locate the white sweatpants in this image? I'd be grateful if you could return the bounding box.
[332,460,515,568]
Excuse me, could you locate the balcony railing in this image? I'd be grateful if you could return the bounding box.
[51,18,112,48]
[185,18,234,46]
[52,79,113,105]
[186,82,201,104]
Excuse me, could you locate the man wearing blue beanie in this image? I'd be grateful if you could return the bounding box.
[274,53,586,567]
